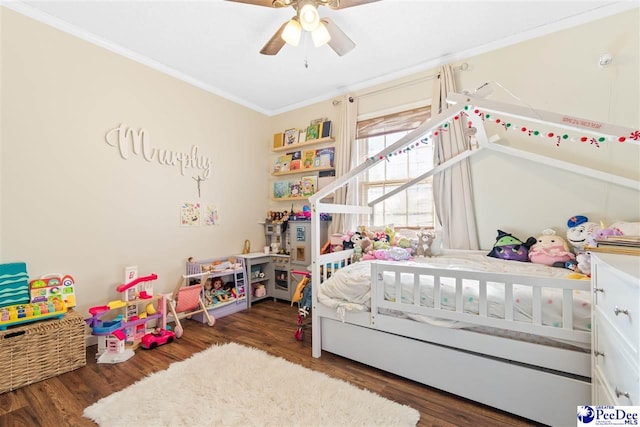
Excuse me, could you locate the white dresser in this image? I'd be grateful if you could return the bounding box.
[591,252,640,405]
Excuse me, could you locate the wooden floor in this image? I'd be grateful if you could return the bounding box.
[0,300,542,427]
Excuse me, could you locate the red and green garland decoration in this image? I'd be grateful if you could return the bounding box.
[367,105,639,162]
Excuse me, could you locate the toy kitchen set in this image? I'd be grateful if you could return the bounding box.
[262,213,329,302]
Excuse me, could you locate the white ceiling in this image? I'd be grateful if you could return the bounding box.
[6,0,637,115]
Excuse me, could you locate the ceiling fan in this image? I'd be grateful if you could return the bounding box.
[227,0,380,56]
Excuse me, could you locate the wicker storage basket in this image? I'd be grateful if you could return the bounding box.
[0,310,86,394]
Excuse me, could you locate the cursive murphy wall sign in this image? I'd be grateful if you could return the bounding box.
[105,124,212,179]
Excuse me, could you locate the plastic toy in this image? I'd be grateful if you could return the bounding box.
[29,274,76,308]
[0,300,67,331]
[85,273,166,363]
[291,270,311,341]
[141,329,176,349]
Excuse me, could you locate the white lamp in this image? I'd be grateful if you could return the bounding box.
[281,17,302,46]
[298,0,320,31]
[311,21,331,47]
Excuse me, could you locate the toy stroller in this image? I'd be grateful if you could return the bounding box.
[167,269,215,338]
[291,269,312,341]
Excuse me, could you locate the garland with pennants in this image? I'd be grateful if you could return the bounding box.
[368,105,640,162]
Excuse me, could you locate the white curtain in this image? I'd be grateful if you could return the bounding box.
[329,95,358,235]
[431,65,480,249]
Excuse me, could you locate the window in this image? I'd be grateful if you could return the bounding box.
[356,106,435,228]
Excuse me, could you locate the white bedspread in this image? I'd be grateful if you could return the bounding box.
[318,253,592,333]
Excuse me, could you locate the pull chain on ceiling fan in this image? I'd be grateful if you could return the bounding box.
[227,0,379,56]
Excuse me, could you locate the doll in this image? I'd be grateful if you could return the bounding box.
[212,277,230,302]
[203,278,214,305]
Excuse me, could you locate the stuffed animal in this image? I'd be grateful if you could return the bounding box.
[386,246,412,261]
[566,215,600,253]
[351,245,363,263]
[487,230,536,262]
[609,221,640,236]
[587,226,623,247]
[566,215,601,275]
[528,228,575,267]
[415,229,435,257]
[342,231,355,249]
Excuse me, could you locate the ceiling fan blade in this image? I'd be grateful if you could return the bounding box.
[322,18,355,56]
[225,0,278,7]
[260,21,288,55]
[323,0,380,10]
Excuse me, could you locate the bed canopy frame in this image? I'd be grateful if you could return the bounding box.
[309,90,639,255]
[305,92,639,425]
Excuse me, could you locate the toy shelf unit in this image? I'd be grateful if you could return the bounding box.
[238,253,273,307]
[185,257,247,322]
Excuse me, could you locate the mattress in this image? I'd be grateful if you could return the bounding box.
[318,253,592,351]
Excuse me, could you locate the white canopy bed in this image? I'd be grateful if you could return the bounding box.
[307,91,639,427]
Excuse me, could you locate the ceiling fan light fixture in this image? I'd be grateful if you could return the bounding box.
[281,17,302,46]
[298,0,320,31]
[311,21,331,47]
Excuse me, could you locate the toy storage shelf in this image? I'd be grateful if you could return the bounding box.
[272,166,334,177]
[272,137,334,152]
[237,253,274,308]
[188,257,247,323]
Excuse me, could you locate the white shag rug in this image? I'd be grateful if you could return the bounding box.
[83,342,420,427]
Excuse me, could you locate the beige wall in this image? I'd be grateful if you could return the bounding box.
[1,8,270,314]
[273,8,640,249]
[2,7,639,320]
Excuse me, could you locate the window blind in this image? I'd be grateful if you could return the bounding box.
[356,105,431,139]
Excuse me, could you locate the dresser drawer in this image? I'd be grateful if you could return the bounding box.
[593,313,639,405]
[593,369,617,405]
[593,260,639,353]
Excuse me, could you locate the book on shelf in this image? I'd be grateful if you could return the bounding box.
[315,147,335,167]
[278,154,292,172]
[273,181,291,199]
[289,182,302,198]
[298,128,307,143]
[320,120,332,138]
[595,235,640,247]
[300,176,318,197]
[284,128,299,145]
[318,169,336,189]
[302,150,316,169]
[585,235,640,256]
[273,132,283,149]
[306,124,320,141]
[286,150,301,170]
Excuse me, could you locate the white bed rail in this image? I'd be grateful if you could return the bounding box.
[370,261,591,345]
